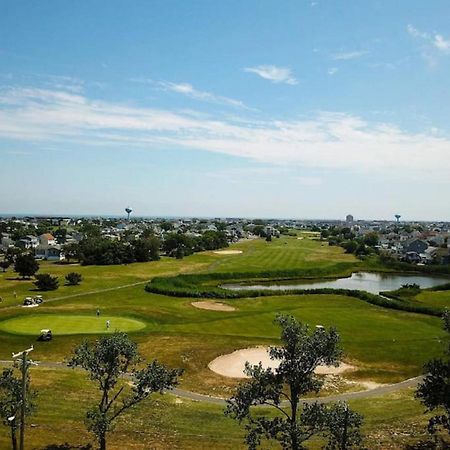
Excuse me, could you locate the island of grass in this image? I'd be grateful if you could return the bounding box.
[0,314,146,336]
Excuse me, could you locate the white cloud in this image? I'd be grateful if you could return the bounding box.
[407,25,450,62]
[244,65,297,85]
[131,78,249,109]
[434,34,450,52]
[406,24,429,39]
[331,51,367,61]
[1,86,450,181]
[328,67,338,75]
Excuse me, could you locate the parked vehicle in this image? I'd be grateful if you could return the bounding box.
[23,297,34,306]
[38,329,52,341]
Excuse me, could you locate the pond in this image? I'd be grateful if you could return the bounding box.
[223,272,450,295]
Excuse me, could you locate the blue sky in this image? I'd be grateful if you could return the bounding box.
[1,0,450,220]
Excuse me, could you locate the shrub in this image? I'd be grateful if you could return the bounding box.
[65,272,83,286]
[34,273,59,291]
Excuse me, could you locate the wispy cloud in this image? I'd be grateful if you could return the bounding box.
[1,86,450,181]
[244,65,297,85]
[328,67,338,76]
[331,50,368,61]
[407,24,450,66]
[131,78,249,109]
[434,34,450,52]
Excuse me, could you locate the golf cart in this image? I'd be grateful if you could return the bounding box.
[34,295,43,304]
[23,297,34,306]
[38,329,53,341]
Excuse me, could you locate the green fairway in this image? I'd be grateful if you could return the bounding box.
[0,314,146,335]
[0,235,447,448]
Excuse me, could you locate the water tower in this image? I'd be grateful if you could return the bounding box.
[395,214,401,224]
[125,207,133,221]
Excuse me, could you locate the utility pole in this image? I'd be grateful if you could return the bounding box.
[12,345,34,450]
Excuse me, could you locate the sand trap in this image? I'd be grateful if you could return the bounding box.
[297,237,304,240]
[213,250,243,255]
[191,301,236,312]
[209,347,354,378]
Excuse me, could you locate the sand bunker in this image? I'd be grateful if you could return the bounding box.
[209,347,354,378]
[213,250,243,255]
[191,301,236,312]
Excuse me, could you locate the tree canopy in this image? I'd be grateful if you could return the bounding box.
[68,332,182,450]
[225,315,363,450]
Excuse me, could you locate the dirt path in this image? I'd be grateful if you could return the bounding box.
[0,360,423,405]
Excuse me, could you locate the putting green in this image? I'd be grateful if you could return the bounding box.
[0,314,146,336]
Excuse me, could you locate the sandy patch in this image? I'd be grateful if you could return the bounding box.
[208,347,355,378]
[213,250,243,255]
[21,304,39,308]
[191,301,236,312]
[297,237,304,240]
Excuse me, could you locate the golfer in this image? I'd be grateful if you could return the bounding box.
[106,320,110,329]
[96,308,100,317]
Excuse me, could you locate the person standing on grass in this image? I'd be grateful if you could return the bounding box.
[106,320,110,330]
[96,308,100,317]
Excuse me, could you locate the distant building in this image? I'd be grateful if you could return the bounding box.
[39,233,56,246]
[345,214,354,225]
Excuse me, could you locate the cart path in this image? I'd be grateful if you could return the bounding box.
[0,279,151,312]
[0,360,423,405]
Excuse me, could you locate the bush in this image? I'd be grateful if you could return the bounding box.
[34,273,59,291]
[14,254,39,278]
[65,272,83,286]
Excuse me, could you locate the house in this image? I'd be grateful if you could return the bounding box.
[39,233,56,246]
[0,233,14,250]
[17,235,39,249]
[403,252,421,263]
[35,244,65,261]
[402,239,428,254]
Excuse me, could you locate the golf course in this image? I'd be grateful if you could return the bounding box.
[1,233,450,449]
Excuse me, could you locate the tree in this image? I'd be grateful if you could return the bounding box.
[131,236,160,262]
[62,243,79,263]
[14,254,39,279]
[323,402,364,450]
[363,232,379,248]
[0,260,11,273]
[65,272,83,286]
[416,310,450,435]
[68,332,182,450]
[226,315,362,450]
[0,367,35,450]
[34,273,59,291]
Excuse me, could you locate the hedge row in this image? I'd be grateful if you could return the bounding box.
[145,266,444,317]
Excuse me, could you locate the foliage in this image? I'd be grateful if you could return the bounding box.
[0,367,35,450]
[68,332,182,450]
[131,236,160,262]
[416,310,450,435]
[62,243,79,262]
[0,260,11,272]
[65,272,83,286]
[162,231,228,259]
[225,315,362,450]
[75,237,160,266]
[14,253,39,278]
[34,273,59,291]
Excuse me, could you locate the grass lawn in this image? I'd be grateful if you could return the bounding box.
[0,313,146,335]
[0,235,447,448]
[0,366,443,450]
[415,289,450,309]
